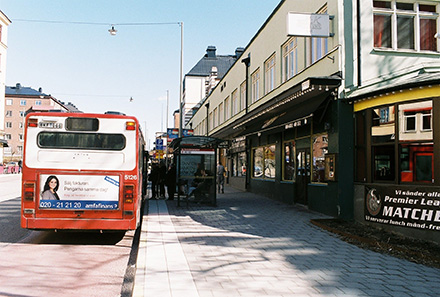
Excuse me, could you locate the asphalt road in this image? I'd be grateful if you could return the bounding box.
[0,174,135,297]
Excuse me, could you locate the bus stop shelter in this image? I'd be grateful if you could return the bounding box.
[169,136,222,207]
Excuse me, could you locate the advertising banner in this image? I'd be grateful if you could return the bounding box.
[365,185,440,231]
[287,13,330,37]
[39,174,120,210]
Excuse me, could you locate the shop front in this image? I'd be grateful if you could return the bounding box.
[351,78,440,244]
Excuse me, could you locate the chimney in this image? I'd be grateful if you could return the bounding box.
[235,47,245,58]
[206,46,216,58]
[38,87,43,93]
[16,83,21,89]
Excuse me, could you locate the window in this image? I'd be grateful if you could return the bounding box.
[5,110,12,117]
[219,102,224,124]
[5,134,11,140]
[355,99,435,184]
[283,141,296,181]
[283,38,298,82]
[373,1,438,52]
[6,99,12,106]
[251,69,260,103]
[232,90,238,116]
[232,152,246,177]
[309,37,329,65]
[253,145,276,179]
[5,122,12,128]
[35,100,42,106]
[312,134,328,182]
[38,132,126,150]
[20,100,26,106]
[213,108,218,128]
[240,82,246,111]
[265,54,276,94]
[19,134,24,141]
[225,97,231,121]
[20,111,25,117]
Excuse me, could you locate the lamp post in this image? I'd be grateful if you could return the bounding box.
[108,21,184,138]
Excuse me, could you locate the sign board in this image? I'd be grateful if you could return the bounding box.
[39,174,120,210]
[365,185,440,232]
[167,128,194,143]
[287,12,330,37]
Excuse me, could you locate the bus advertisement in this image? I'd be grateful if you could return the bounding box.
[21,112,147,231]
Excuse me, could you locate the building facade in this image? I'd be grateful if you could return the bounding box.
[187,0,440,244]
[0,10,11,160]
[4,84,69,162]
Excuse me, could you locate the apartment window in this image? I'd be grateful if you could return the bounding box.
[20,100,26,106]
[283,38,298,82]
[265,54,276,94]
[5,134,11,140]
[225,96,231,121]
[19,122,24,129]
[251,69,260,104]
[240,82,246,111]
[219,102,224,124]
[6,110,12,117]
[20,111,25,117]
[213,108,218,128]
[5,122,12,128]
[19,134,24,141]
[373,1,438,52]
[308,37,329,65]
[231,90,238,116]
[209,112,213,131]
[36,100,42,105]
[6,99,12,106]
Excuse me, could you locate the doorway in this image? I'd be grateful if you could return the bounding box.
[295,148,310,205]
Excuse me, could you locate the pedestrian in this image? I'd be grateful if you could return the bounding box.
[217,161,225,193]
[158,162,166,198]
[149,163,159,199]
[165,163,176,200]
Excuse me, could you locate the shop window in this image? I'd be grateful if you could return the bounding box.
[400,144,433,183]
[312,134,328,183]
[232,152,246,177]
[373,145,395,181]
[252,145,276,179]
[372,105,395,144]
[283,141,296,181]
[373,1,438,52]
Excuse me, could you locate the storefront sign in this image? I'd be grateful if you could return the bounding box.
[287,13,330,37]
[365,185,440,231]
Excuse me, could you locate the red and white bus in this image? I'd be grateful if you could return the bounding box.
[21,112,147,231]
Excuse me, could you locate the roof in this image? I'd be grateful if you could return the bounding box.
[5,84,49,97]
[346,69,440,101]
[186,55,237,78]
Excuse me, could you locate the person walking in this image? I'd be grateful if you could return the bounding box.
[165,163,176,200]
[217,161,225,194]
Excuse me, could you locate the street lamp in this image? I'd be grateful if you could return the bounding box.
[108,22,184,138]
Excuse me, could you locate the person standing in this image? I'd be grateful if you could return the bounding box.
[217,161,225,194]
[158,162,167,198]
[165,163,176,200]
[149,163,159,199]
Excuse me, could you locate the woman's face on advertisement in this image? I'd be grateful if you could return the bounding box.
[49,178,57,190]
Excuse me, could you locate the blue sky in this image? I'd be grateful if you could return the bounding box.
[1,0,281,148]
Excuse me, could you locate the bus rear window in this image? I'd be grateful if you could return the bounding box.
[38,132,126,150]
[66,118,99,131]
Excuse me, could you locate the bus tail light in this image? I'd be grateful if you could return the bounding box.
[126,121,136,131]
[28,118,38,127]
[24,183,35,201]
[124,185,134,203]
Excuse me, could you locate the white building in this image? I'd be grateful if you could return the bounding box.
[0,10,11,161]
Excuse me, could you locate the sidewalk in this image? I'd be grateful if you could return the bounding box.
[133,186,440,297]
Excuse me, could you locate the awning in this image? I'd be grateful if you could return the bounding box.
[0,139,8,147]
[211,76,341,139]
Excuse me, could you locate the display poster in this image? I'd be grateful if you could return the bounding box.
[365,185,440,231]
[39,174,120,210]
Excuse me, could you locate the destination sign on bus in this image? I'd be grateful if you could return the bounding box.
[39,174,120,210]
